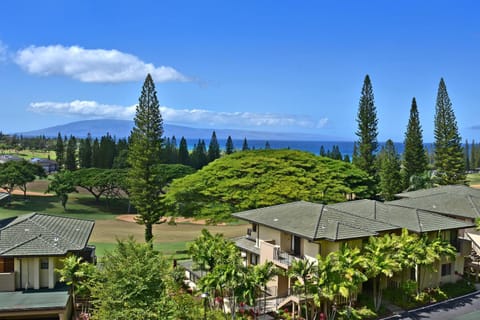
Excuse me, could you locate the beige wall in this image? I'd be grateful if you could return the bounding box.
[259,226,281,245]
[303,240,320,260]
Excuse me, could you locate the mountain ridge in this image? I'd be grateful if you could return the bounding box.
[17,119,341,141]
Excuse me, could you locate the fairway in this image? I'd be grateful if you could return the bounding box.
[91,219,246,243]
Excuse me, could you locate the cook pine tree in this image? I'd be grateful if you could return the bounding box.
[433,78,465,185]
[353,75,379,180]
[127,74,165,243]
[403,97,428,189]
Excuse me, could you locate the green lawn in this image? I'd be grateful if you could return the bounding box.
[1,150,55,160]
[91,241,190,258]
[0,194,125,220]
[467,173,480,185]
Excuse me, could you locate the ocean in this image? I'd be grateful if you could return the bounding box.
[188,139,435,159]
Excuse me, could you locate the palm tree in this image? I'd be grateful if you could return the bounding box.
[414,235,456,292]
[252,262,278,317]
[331,244,367,316]
[363,234,401,311]
[289,259,317,320]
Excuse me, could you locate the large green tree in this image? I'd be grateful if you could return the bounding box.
[90,239,170,320]
[127,74,164,242]
[46,171,77,211]
[353,75,378,180]
[378,139,402,200]
[164,149,373,221]
[0,160,45,201]
[403,97,428,189]
[433,78,465,185]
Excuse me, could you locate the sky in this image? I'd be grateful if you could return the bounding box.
[0,0,479,142]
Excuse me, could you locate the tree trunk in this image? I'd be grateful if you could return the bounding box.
[145,223,153,243]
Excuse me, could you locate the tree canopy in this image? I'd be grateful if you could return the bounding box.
[164,149,373,221]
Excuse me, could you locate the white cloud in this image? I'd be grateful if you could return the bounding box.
[29,100,323,130]
[15,45,188,83]
[0,40,7,62]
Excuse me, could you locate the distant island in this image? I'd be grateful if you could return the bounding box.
[17,119,343,141]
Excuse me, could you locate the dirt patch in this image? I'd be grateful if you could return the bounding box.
[471,184,480,189]
[116,214,225,225]
[0,189,53,197]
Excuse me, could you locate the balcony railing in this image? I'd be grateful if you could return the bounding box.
[273,248,299,267]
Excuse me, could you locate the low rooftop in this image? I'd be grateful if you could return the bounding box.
[0,213,94,257]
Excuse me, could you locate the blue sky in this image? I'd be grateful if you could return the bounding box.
[0,0,479,142]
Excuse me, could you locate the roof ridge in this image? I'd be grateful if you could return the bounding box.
[467,195,480,217]
[0,212,37,231]
[326,203,399,228]
[0,235,39,255]
[313,205,325,239]
[415,209,423,233]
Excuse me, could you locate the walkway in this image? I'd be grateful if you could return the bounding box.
[381,290,480,320]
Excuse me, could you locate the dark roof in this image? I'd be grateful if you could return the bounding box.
[232,201,399,241]
[395,185,480,198]
[0,213,94,257]
[233,199,474,241]
[0,289,69,312]
[232,236,260,255]
[330,200,475,233]
[388,192,480,220]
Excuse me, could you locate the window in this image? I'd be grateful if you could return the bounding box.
[441,263,452,276]
[252,224,257,232]
[40,258,49,270]
[291,235,301,256]
[250,254,259,265]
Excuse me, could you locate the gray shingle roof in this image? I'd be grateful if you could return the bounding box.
[0,213,94,257]
[232,201,400,241]
[331,200,475,233]
[388,192,480,220]
[395,185,480,198]
[233,199,474,241]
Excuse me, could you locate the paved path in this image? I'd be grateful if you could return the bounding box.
[381,291,480,320]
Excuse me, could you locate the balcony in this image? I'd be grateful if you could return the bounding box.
[273,248,299,267]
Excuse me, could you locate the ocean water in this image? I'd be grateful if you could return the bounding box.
[188,139,435,159]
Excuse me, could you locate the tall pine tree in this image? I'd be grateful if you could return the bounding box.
[127,74,164,243]
[242,137,249,151]
[207,131,220,162]
[65,135,77,171]
[55,132,65,170]
[178,137,189,165]
[378,139,402,200]
[225,136,235,155]
[433,78,465,185]
[403,97,428,189]
[353,75,378,179]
